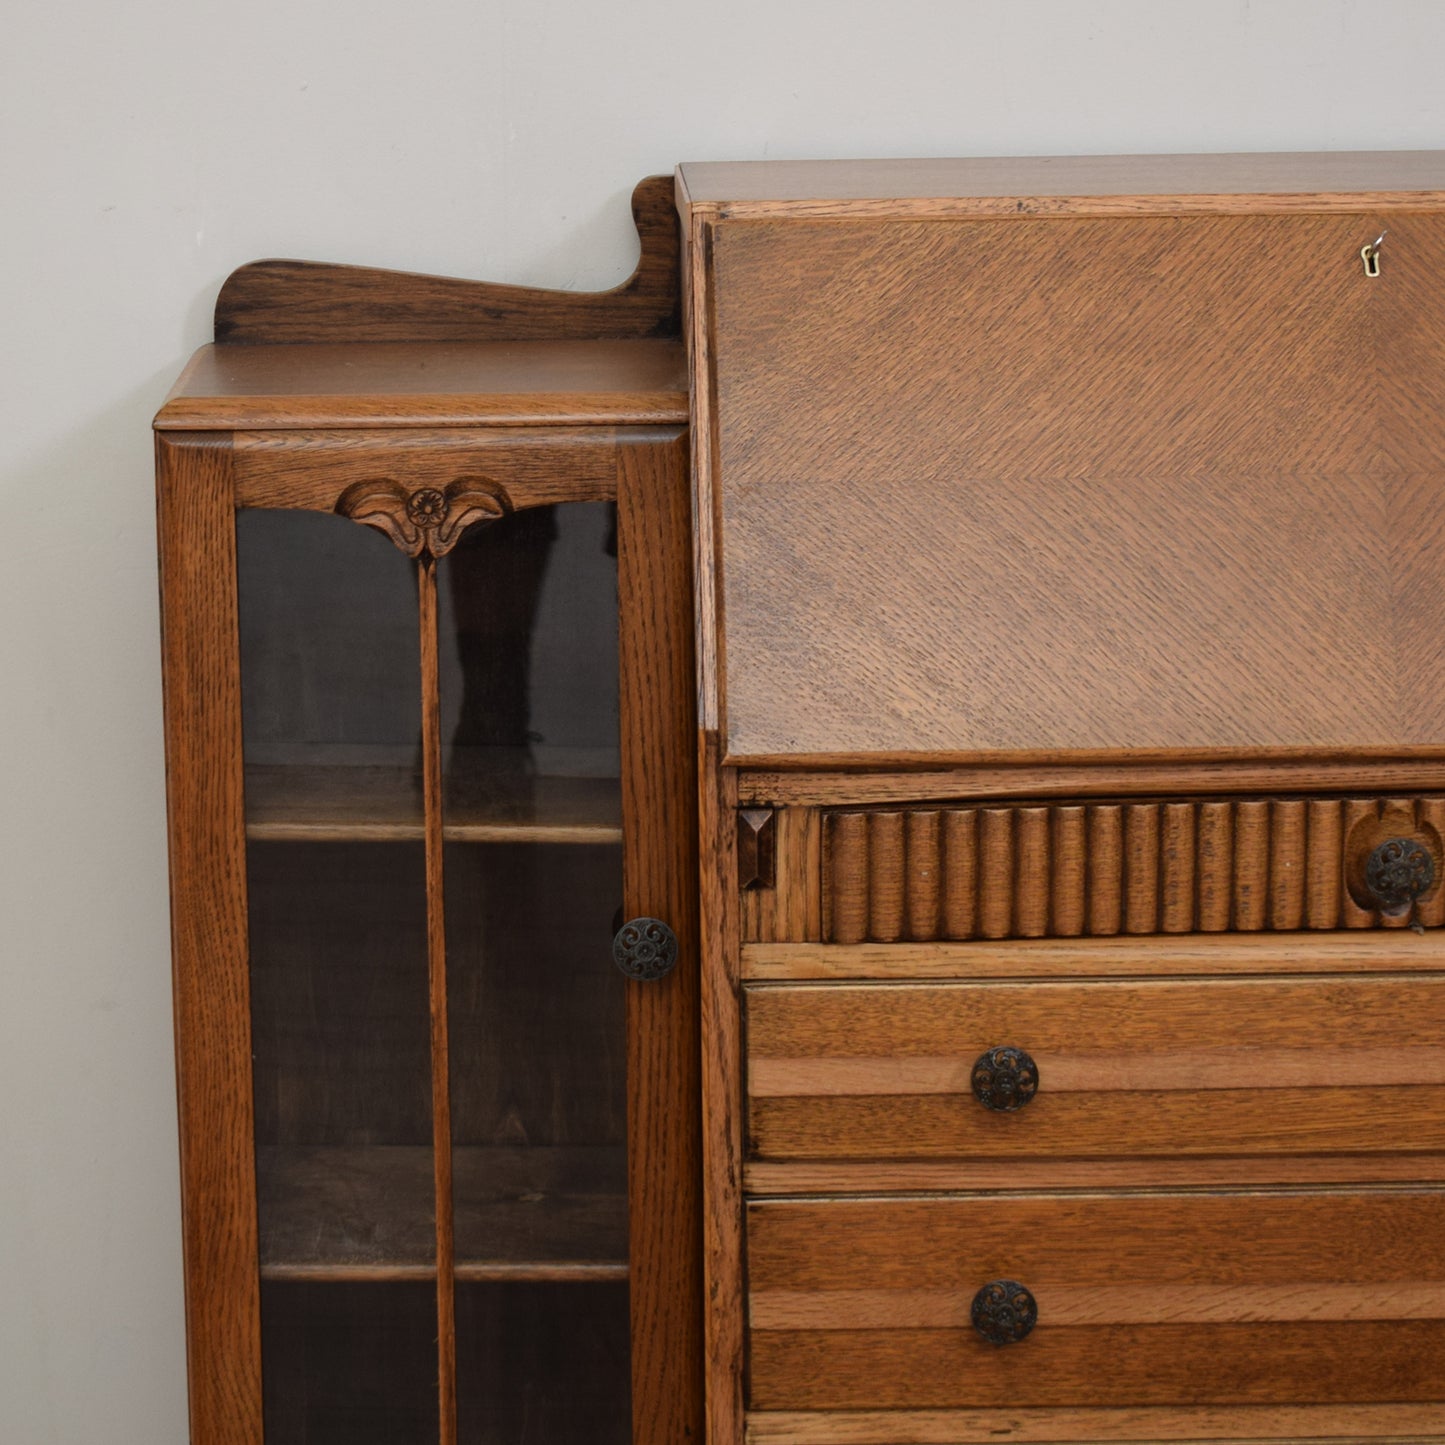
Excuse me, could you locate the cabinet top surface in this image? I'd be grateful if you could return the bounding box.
[155,338,688,430]
[678,150,1445,212]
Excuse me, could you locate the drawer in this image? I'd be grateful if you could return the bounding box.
[746,973,1445,1164]
[747,1190,1445,1411]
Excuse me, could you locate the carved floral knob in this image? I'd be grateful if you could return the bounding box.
[1364,838,1436,914]
[612,917,679,981]
[971,1046,1039,1112]
[971,1279,1038,1345]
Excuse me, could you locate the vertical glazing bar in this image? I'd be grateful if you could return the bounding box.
[418,556,458,1445]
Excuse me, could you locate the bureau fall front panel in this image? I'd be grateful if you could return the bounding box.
[705,212,1445,762]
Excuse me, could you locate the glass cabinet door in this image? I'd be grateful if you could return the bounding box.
[235,500,631,1443]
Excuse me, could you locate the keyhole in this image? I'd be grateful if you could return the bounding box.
[1361,232,1385,278]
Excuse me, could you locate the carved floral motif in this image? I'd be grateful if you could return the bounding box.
[336,476,510,557]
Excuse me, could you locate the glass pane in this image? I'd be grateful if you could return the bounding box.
[238,510,439,1443]
[439,502,632,1445]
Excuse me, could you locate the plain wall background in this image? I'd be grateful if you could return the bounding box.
[4,2,1445,1438]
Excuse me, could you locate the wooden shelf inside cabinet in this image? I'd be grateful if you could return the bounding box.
[257,1144,628,1283]
[245,760,623,845]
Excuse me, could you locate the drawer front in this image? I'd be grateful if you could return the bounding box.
[747,1191,1445,1410]
[746,974,1445,1162]
[824,795,1445,943]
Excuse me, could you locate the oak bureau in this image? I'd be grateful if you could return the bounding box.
[679,154,1445,1445]
[155,154,1445,1444]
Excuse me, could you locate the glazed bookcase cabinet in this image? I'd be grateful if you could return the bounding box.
[154,179,702,1445]
[158,154,1445,1445]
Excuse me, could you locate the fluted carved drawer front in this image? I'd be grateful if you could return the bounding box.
[745,975,1445,1164]
[745,1191,1445,1413]
[823,795,1445,942]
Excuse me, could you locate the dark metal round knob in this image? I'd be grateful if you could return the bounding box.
[612,917,678,980]
[1364,838,1435,914]
[971,1046,1038,1112]
[971,1280,1037,1345]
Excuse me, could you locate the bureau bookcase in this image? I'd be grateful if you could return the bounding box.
[158,154,1445,1445]
[679,153,1445,1445]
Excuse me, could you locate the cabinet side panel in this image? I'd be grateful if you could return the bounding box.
[618,431,705,1445]
[156,432,263,1444]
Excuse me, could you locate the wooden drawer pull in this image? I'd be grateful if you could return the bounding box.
[970,1046,1039,1112]
[970,1280,1038,1345]
[1364,838,1436,915]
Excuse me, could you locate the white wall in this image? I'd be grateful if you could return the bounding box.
[3,2,1444,1438]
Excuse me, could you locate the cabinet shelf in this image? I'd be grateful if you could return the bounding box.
[244,763,622,845]
[257,1144,628,1283]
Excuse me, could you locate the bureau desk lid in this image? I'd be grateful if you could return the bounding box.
[680,153,1445,765]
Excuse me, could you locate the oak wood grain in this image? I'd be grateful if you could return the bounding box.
[218,175,680,344]
[155,433,263,1444]
[617,430,705,1445]
[744,1155,1445,1196]
[418,557,457,1445]
[821,796,1445,942]
[157,339,687,432]
[750,1319,1445,1409]
[738,760,1445,806]
[740,807,821,944]
[742,929,1445,980]
[704,210,1445,762]
[743,1403,1445,1444]
[746,972,1445,1170]
[747,1192,1445,1409]
[699,732,746,1445]
[749,1192,1445,1291]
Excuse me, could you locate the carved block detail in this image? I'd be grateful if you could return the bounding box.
[335,476,510,557]
[822,796,1445,943]
[738,809,777,890]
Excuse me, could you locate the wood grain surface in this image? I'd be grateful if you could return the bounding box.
[417,557,457,1445]
[217,175,680,344]
[738,759,1445,805]
[743,1403,1445,1444]
[819,795,1445,941]
[231,427,630,511]
[744,1154,1445,1197]
[750,1319,1445,1409]
[747,1191,1445,1409]
[746,968,1445,1165]
[155,433,263,1443]
[699,733,747,1445]
[742,929,1445,980]
[617,430,706,1445]
[702,209,1445,762]
[156,339,687,431]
